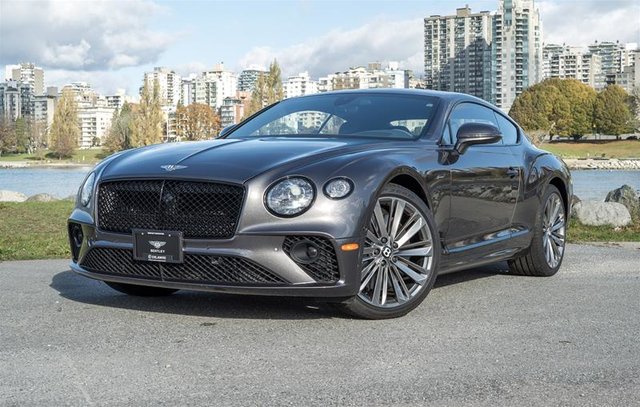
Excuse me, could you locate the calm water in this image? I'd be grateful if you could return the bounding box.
[0,167,638,201]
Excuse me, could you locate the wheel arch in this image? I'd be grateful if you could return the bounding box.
[387,172,431,209]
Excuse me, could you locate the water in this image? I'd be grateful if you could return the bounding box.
[571,170,640,201]
[0,167,93,198]
[0,167,638,201]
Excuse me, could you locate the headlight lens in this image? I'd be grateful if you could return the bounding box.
[324,178,353,199]
[79,172,95,207]
[266,177,315,216]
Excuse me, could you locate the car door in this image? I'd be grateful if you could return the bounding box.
[441,102,521,253]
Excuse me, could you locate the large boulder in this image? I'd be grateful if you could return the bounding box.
[605,185,639,219]
[573,201,632,227]
[26,193,59,202]
[0,190,27,202]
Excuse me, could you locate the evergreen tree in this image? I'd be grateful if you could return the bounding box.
[103,102,135,153]
[593,85,633,137]
[245,59,284,118]
[49,89,79,158]
[14,117,29,153]
[132,79,164,146]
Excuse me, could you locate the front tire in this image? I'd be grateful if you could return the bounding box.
[508,184,566,276]
[105,282,179,297]
[339,184,440,319]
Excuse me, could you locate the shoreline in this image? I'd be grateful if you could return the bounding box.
[2,158,640,171]
[0,161,95,169]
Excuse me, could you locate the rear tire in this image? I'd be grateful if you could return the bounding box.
[508,184,566,277]
[338,184,440,319]
[105,282,179,297]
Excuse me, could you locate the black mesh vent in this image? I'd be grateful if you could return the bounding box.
[283,236,340,283]
[81,248,287,285]
[97,180,244,239]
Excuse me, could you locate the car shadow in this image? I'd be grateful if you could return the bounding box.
[50,262,509,320]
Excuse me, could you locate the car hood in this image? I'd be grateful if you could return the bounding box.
[100,137,392,184]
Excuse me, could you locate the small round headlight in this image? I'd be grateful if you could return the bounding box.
[324,178,353,199]
[266,177,315,216]
[80,172,95,207]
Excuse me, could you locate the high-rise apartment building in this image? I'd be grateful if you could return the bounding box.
[491,0,543,111]
[77,106,114,148]
[238,69,266,93]
[196,64,238,109]
[543,45,605,89]
[220,91,250,127]
[283,72,318,99]
[424,6,493,100]
[144,67,182,107]
[0,80,34,121]
[7,63,44,95]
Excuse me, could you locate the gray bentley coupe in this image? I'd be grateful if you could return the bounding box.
[68,89,571,319]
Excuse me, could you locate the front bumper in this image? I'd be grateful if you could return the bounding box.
[68,213,363,298]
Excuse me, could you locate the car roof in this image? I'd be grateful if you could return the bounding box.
[292,88,498,110]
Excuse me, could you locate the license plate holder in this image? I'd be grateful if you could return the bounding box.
[133,230,183,263]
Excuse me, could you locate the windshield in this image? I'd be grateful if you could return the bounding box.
[226,93,440,140]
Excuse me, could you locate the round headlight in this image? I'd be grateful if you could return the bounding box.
[266,177,315,216]
[80,172,95,207]
[324,178,353,199]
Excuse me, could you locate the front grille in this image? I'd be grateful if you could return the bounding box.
[81,248,287,285]
[97,180,244,239]
[283,236,340,283]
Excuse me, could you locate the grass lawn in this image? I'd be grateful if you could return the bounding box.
[0,201,73,261]
[0,148,107,164]
[0,201,637,261]
[541,140,640,159]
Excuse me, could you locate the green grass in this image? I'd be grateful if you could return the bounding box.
[541,140,640,159]
[568,218,640,243]
[0,201,74,261]
[0,148,107,164]
[0,202,637,261]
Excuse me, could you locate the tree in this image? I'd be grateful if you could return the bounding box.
[175,103,221,141]
[509,78,596,139]
[0,118,17,155]
[49,89,79,158]
[132,79,163,146]
[14,117,29,153]
[594,85,634,137]
[103,102,135,153]
[244,59,284,117]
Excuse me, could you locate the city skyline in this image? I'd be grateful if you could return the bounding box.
[1,0,639,95]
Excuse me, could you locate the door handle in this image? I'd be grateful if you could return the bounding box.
[507,167,519,178]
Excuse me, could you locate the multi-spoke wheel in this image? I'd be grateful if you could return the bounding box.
[339,184,439,319]
[509,184,566,276]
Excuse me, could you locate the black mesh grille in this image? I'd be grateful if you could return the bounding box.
[283,236,340,283]
[81,248,287,285]
[97,180,244,239]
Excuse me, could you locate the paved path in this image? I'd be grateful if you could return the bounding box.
[1,243,639,406]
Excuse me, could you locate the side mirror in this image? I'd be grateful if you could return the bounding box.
[455,123,502,154]
[218,124,236,138]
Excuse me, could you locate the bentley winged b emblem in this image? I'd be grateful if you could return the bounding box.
[148,241,167,249]
[161,164,187,172]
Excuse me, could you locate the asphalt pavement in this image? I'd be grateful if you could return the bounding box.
[1,243,639,406]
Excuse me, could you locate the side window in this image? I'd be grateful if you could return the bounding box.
[446,103,499,144]
[494,113,519,145]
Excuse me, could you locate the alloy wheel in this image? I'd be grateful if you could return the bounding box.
[359,196,434,308]
[542,192,565,269]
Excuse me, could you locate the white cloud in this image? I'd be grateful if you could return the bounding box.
[0,0,173,71]
[538,0,640,46]
[238,17,425,78]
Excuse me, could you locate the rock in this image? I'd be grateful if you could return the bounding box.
[0,190,27,202]
[605,185,639,219]
[573,201,632,227]
[571,195,581,207]
[63,195,77,201]
[26,193,59,202]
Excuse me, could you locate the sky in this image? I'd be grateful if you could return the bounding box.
[1,0,639,96]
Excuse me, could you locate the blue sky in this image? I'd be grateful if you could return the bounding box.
[1,0,639,95]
